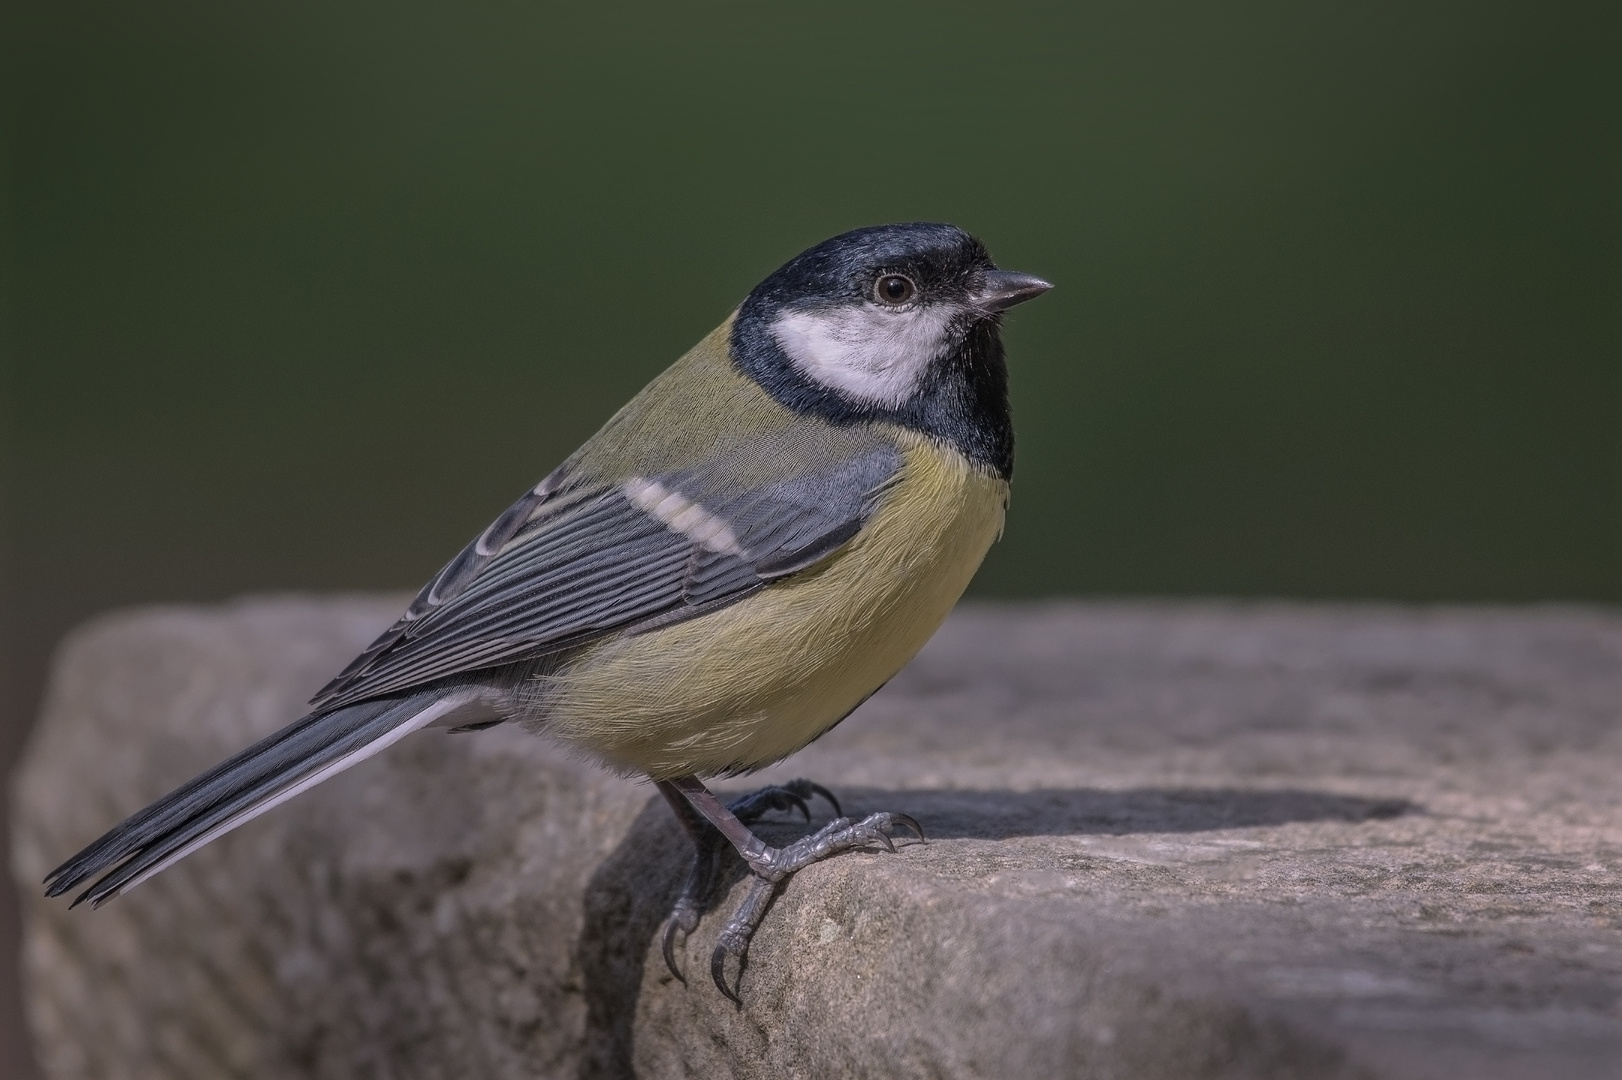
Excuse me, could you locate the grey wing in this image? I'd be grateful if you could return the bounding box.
[309,444,903,712]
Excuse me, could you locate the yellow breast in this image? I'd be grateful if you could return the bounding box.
[532,430,1009,779]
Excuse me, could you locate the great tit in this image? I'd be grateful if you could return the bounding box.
[45,222,1052,999]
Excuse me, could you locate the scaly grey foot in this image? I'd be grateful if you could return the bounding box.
[656,779,841,984]
[708,810,923,1002]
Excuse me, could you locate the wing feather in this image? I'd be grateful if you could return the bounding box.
[310,442,904,712]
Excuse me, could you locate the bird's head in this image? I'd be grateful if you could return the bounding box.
[732,222,1051,477]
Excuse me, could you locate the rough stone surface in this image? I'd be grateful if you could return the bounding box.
[12,597,1622,1079]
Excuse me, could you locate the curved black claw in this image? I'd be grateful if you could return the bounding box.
[658,816,722,983]
[662,918,688,983]
[797,781,841,817]
[890,813,925,842]
[707,875,776,1003]
[711,943,742,1004]
[773,793,811,823]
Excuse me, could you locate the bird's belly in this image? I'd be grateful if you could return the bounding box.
[529,437,1008,779]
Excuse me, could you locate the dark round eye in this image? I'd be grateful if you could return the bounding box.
[874,274,916,305]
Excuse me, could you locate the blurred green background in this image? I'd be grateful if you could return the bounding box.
[1,0,1618,1073]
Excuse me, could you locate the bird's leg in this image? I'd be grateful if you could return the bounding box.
[655,780,723,983]
[655,777,843,985]
[667,775,923,1002]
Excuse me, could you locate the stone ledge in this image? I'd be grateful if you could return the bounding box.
[12,598,1622,1079]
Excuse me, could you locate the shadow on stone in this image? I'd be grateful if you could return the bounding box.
[573,785,1412,1080]
[836,785,1411,841]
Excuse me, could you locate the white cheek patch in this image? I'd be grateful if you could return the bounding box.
[770,303,957,408]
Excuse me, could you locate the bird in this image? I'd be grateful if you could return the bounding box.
[44,222,1052,999]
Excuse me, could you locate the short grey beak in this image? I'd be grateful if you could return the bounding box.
[973,270,1054,313]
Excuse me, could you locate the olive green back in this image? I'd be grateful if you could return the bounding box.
[564,317,905,498]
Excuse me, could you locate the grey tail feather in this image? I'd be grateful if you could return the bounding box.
[44,691,447,908]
